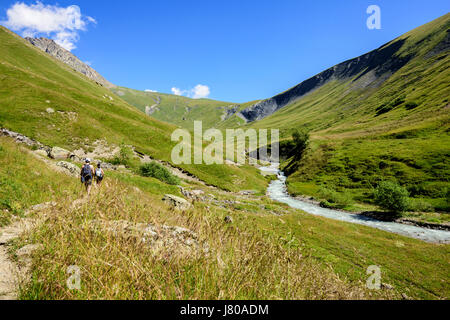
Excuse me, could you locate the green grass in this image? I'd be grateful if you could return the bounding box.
[0,133,446,300]
[110,86,235,130]
[245,210,450,299]
[238,14,450,214]
[138,162,180,185]
[0,26,268,193]
[0,137,79,225]
[1,14,450,301]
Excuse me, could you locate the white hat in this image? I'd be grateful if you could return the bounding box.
[85,158,91,163]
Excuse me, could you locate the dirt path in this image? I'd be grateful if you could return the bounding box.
[0,218,35,300]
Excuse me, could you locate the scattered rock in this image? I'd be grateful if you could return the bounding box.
[224,216,233,224]
[239,190,257,196]
[72,139,120,161]
[25,37,115,89]
[0,128,43,149]
[401,293,410,300]
[33,149,49,158]
[16,244,43,260]
[163,194,192,211]
[90,220,208,258]
[46,108,55,114]
[220,105,239,121]
[145,105,160,115]
[191,190,205,197]
[381,283,394,290]
[56,161,79,176]
[29,202,56,213]
[57,111,78,122]
[68,153,82,163]
[49,146,71,160]
[180,187,206,200]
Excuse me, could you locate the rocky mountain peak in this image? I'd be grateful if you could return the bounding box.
[25,37,115,89]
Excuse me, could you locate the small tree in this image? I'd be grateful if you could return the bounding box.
[374,181,409,213]
[112,144,133,166]
[291,129,309,159]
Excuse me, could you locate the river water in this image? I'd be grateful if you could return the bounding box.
[260,164,450,244]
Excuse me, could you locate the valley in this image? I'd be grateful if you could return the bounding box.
[0,9,449,301]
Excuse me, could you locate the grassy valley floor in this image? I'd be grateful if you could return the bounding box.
[1,136,448,300]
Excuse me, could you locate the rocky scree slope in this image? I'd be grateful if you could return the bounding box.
[25,37,115,89]
[238,15,450,123]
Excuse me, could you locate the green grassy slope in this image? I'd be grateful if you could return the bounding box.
[1,136,447,300]
[243,14,450,212]
[110,86,236,130]
[0,137,79,226]
[0,26,267,192]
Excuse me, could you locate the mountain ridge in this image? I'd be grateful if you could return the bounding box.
[237,13,450,123]
[25,37,115,89]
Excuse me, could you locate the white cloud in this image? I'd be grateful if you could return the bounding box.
[171,84,210,99]
[145,89,157,93]
[1,1,95,51]
[86,16,97,24]
[171,87,184,96]
[192,84,210,99]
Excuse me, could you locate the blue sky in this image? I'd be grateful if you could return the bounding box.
[1,1,449,102]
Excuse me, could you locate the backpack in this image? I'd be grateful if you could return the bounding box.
[82,164,92,179]
[95,168,103,178]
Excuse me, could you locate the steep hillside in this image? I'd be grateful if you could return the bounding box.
[25,37,115,89]
[0,26,267,192]
[243,14,450,213]
[110,86,237,130]
[238,13,450,125]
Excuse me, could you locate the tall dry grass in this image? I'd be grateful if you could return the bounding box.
[20,180,372,300]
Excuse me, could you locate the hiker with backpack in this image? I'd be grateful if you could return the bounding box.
[95,162,105,186]
[80,158,95,195]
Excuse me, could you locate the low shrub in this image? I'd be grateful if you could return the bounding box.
[318,186,353,209]
[139,162,180,185]
[373,181,409,213]
[111,145,134,166]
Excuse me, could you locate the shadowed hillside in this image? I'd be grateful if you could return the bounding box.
[242,13,450,214]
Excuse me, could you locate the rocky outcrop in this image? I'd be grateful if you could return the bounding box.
[163,194,192,211]
[25,37,115,89]
[1,128,122,172]
[145,105,160,116]
[0,128,44,149]
[56,161,79,176]
[179,187,209,201]
[90,219,208,258]
[238,38,412,122]
[49,146,71,160]
[220,105,240,121]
